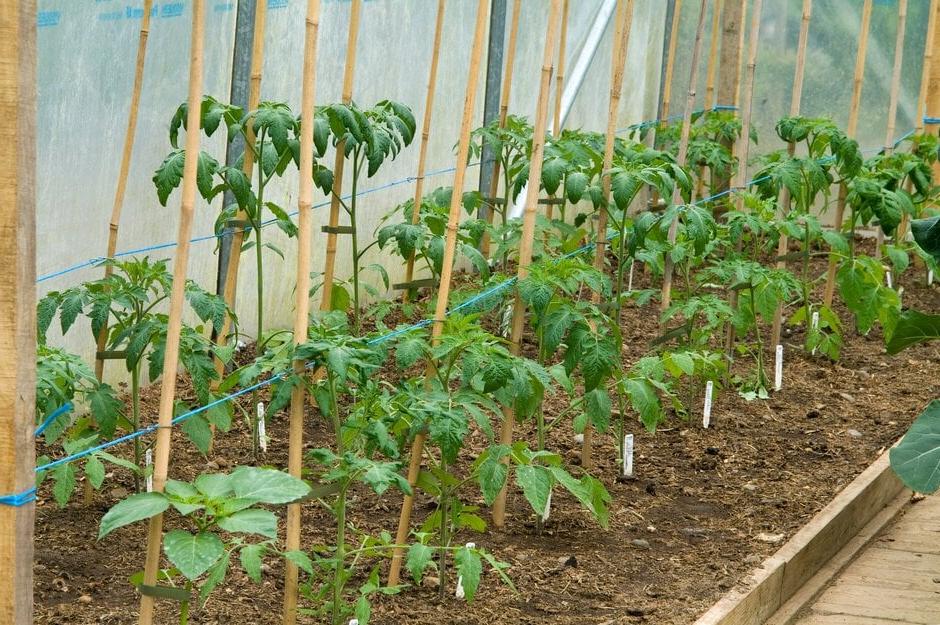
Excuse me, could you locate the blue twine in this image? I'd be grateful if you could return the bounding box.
[924,116,940,125]
[35,403,73,437]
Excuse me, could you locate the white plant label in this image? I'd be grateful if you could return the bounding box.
[703,381,714,429]
[455,542,476,599]
[886,270,893,289]
[898,287,904,308]
[257,402,267,452]
[811,311,819,356]
[627,260,635,293]
[774,344,783,391]
[541,489,552,522]
[929,269,934,286]
[145,448,153,492]
[623,434,634,478]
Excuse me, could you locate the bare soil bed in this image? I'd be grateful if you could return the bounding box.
[34,251,940,625]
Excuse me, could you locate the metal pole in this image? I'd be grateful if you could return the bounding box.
[478,0,507,225]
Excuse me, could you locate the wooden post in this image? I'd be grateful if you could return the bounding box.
[94,0,154,381]
[660,0,683,124]
[580,0,633,470]
[282,1,321,622]
[722,0,764,358]
[138,2,206,624]
[401,0,446,303]
[768,0,812,350]
[822,0,872,308]
[213,0,267,363]
[387,0,490,587]
[480,0,522,258]
[546,0,570,222]
[717,0,746,108]
[490,0,563,527]
[319,0,362,311]
[705,0,723,109]
[0,1,36,623]
[884,0,908,159]
[929,1,940,181]
[659,0,710,314]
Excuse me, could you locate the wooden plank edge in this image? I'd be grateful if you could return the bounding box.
[693,445,907,625]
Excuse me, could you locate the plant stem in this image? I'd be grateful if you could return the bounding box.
[254,134,266,356]
[329,371,346,625]
[438,457,449,601]
[179,582,192,625]
[350,153,361,334]
[132,365,142,493]
[802,218,811,339]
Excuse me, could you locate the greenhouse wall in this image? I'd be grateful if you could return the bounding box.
[35,0,667,382]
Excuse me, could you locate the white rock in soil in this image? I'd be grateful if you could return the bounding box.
[847,429,863,438]
[573,433,584,444]
[756,532,785,544]
[631,539,651,549]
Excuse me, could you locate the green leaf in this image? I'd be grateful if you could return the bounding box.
[584,388,612,433]
[229,466,311,504]
[240,543,266,583]
[85,456,105,490]
[890,400,940,493]
[52,463,76,507]
[912,216,940,263]
[99,492,170,539]
[886,310,940,354]
[283,550,314,575]
[564,171,589,203]
[477,446,509,506]
[548,466,610,528]
[406,542,435,584]
[198,550,230,606]
[182,415,213,455]
[153,149,186,206]
[88,383,122,438]
[163,530,224,581]
[455,547,482,602]
[515,464,552,516]
[216,509,278,538]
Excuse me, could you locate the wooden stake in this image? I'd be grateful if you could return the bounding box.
[705,0,723,109]
[661,0,683,124]
[884,0,908,159]
[402,0,446,303]
[822,0,872,308]
[928,1,940,182]
[768,0,813,350]
[387,0,491,587]
[319,0,362,311]
[581,0,633,471]
[138,2,205,624]
[490,0,563,528]
[480,0,522,258]
[282,1,321,622]
[660,0,710,314]
[87,0,155,501]
[547,0,570,222]
[0,1,36,622]
[722,0,763,358]
[213,0,267,362]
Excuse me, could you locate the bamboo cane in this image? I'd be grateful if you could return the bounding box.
[733,0,747,107]
[319,0,362,311]
[659,0,710,314]
[137,3,205,624]
[929,2,940,182]
[661,0,683,125]
[821,0,872,308]
[88,0,154,503]
[490,0,564,527]
[768,0,813,350]
[580,0,633,470]
[401,0,446,304]
[282,1,321,622]
[705,0,722,110]
[387,0,490,587]
[723,0,764,358]
[546,0,570,223]
[213,0,267,365]
[480,0,523,258]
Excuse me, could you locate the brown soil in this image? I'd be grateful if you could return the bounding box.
[34,248,940,625]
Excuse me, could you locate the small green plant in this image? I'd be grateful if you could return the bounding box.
[98,466,311,625]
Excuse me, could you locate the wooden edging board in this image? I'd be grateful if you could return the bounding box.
[693,444,908,625]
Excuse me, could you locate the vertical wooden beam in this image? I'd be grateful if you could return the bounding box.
[915,0,939,136]
[822,0,872,308]
[769,0,813,351]
[402,0,446,302]
[705,0,723,109]
[387,0,491,586]
[282,1,321,622]
[660,0,683,124]
[580,0,633,470]
[137,2,206,624]
[0,1,36,623]
[660,0,710,313]
[480,0,522,258]
[717,0,746,108]
[883,0,908,158]
[319,0,363,311]
[491,0,564,525]
[546,0,570,222]
[929,0,940,181]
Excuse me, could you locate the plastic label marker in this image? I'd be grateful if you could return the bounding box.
[775,344,783,391]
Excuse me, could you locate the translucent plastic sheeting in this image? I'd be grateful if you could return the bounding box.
[667,0,931,173]
[36,0,665,380]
